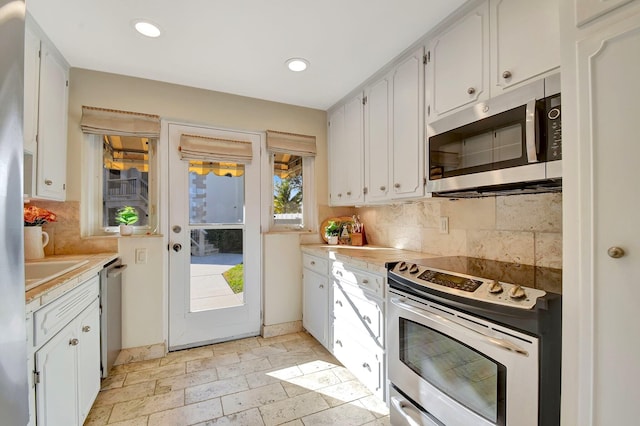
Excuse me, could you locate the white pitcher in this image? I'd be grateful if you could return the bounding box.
[24,226,49,260]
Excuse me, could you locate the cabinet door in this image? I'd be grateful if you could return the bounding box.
[35,323,78,426]
[36,42,68,200]
[570,11,640,425]
[576,0,635,26]
[490,0,560,95]
[364,76,391,202]
[303,268,328,346]
[24,25,40,155]
[328,95,364,206]
[392,47,425,199]
[328,106,346,205]
[77,299,101,423]
[427,1,489,121]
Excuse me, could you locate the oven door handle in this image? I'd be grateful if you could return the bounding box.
[391,396,436,426]
[391,297,529,357]
[526,99,538,162]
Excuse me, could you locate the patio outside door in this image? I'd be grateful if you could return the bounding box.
[168,123,261,350]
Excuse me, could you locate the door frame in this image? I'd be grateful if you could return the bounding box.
[160,120,264,350]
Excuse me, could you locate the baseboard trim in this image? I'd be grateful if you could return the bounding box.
[262,320,303,338]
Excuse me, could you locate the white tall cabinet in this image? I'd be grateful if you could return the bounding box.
[561,1,640,425]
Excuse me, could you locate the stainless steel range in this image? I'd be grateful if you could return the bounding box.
[386,256,561,426]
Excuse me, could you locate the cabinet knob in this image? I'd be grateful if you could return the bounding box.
[363,315,371,324]
[310,261,315,265]
[44,179,53,186]
[337,193,342,197]
[319,284,324,289]
[394,183,400,188]
[335,339,343,346]
[335,300,343,307]
[82,325,91,333]
[69,338,79,346]
[502,70,512,79]
[362,279,369,284]
[380,186,386,191]
[346,191,352,196]
[467,87,476,95]
[362,362,371,371]
[608,246,625,258]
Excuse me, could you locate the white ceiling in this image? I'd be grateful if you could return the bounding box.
[26,0,467,110]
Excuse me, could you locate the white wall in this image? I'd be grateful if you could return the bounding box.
[263,233,302,326]
[67,69,327,349]
[117,236,164,347]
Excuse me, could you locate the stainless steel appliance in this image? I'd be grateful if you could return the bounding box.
[100,258,126,377]
[0,2,29,424]
[387,257,561,426]
[427,75,561,197]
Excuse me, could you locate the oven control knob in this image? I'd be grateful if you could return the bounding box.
[409,264,420,274]
[397,262,408,272]
[509,285,527,300]
[488,280,503,294]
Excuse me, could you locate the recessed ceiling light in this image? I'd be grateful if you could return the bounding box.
[286,58,309,72]
[134,20,161,38]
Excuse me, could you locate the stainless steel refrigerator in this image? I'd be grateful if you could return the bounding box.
[0,0,29,424]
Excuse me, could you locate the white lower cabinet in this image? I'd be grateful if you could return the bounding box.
[302,252,387,401]
[330,261,386,401]
[302,254,330,347]
[30,276,101,425]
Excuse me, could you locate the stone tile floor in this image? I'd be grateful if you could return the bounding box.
[85,332,390,425]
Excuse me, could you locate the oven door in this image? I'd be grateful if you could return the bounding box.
[388,291,539,426]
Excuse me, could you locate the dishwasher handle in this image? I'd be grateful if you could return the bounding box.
[107,264,127,278]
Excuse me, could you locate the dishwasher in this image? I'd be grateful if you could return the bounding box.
[100,258,127,378]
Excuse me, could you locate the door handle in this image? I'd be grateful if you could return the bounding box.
[172,243,182,252]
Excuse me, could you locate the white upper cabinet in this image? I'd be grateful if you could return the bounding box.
[391,47,425,199]
[363,75,391,203]
[24,25,41,155]
[426,1,490,121]
[576,0,635,26]
[490,0,560,96]
[24,16,69,201]
[328,94,364,206]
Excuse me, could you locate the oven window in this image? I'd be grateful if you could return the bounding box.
[399,318,506,424]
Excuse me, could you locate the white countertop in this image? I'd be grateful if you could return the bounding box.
[25,253,119,312]
[301,244,433,275]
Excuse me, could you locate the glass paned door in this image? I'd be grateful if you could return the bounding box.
[168,123,261,350]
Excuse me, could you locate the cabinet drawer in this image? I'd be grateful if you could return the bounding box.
[333,284,384,347]
[332,262,384,297]
[33,275,99,348]
[332,327,385,400]
[303,254,328,275]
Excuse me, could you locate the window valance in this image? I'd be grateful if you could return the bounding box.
[179,134,253,163]
[80,106,161,138]
[266,130,316,157]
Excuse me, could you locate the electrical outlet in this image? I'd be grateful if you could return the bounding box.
[135,248,147,264]
[440,216,449,234]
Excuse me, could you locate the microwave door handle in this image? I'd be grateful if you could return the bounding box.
[525,99,538,162]
[390,297,529,356]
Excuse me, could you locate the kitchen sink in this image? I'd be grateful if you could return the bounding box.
[25,259,89,291]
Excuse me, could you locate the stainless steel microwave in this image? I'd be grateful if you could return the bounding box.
[426,75,561,197]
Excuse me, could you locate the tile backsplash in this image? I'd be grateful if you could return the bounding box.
[356,192,562,268]
[24,200,117,255]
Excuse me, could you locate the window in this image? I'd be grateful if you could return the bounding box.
[85,134,158,235]
[269,153,315,231]
[81,106,161,236]
[266,130,317,232]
